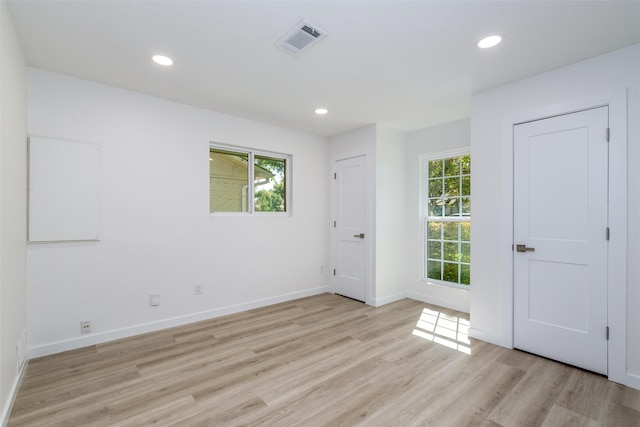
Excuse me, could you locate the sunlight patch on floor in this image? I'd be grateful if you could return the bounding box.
[412,308,471,354]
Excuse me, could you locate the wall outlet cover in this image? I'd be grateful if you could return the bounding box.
[80,320,92,334]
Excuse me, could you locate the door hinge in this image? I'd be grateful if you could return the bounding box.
[606,227,610,241]
[606,326,610,340]
[333,220,336,228]
[333,269,336,276]
[334,172,336,179]
[606,128,610,142]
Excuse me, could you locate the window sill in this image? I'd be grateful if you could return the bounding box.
[209,212,291,218]
[422,278,470,291]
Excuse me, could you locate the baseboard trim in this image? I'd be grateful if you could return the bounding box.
[468,327,512,349]
[619,372,640,391]
[406,291,470,313]
[1,359,28,427]
[371,292,406,307]
[29,286,330,358]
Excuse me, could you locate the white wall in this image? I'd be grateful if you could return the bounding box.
[27,69,329,357]
[405,119,471,312]
[0,0,28,423]
[328,124,406,306]
[373,125,406,305]
[470,44,639,388]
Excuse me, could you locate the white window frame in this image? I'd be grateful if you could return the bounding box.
[421,148,470,289]
[209,142,292,217]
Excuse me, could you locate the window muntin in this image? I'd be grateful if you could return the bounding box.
[424,154,471,287]
[210,145,290,215]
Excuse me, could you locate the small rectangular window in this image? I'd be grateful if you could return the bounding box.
[424,153,471,287]
[210,144,290,215]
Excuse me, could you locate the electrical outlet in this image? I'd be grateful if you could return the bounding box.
[194,283,203,295]
[80,320,92,335]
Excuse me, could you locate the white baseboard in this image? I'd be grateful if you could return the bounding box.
[406,291,470,313]
[29,286,329,358]
[620,372,640,391]
[371,292,406,307]
[1,358,28,427]
[468,327,512,349]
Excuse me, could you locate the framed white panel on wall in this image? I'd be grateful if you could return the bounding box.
[28,136,101,242]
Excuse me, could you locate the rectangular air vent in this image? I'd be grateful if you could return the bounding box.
[275,20,327,56]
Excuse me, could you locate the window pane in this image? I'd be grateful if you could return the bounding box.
[210,149,249,213]
[254,155,286,212]
[460,221,471,241]
[460,264,471,285]
[428,199,443,216]
[428,160,443,178]
[444,177,459,197]
[461,197,471,215]
[443,222,458,240]
[427,260,442,280]
[461,155,471,174]
[443,242,459,261]
[443,262,458,282]
[428,221,442,240]
[461,243,470,263]
[427,240,442,260]
[444,157,460,176]
[444,198,459,216]
[428,179,443,197]
[461,176,471,196]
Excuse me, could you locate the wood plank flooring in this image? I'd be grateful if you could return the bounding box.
[8,293,640,426]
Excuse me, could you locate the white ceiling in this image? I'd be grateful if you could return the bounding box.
[7,0,640,137]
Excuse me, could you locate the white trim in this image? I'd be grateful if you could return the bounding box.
[502,89,630,387]
[606,89,628,387]
[29,286,329,358]
[468,327,510,348]
[1,359,29,427]
[625,373,640,390]
[372,292,406,307]
[420,147,471,162]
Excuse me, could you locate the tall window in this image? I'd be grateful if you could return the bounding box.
[424,153,471,287]
[209,144,290,215]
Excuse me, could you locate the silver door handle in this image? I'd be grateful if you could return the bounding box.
[354,233,365,238]
[516,244,535,252]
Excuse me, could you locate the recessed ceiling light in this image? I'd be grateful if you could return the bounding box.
[477,35,503,49]
[315,108,328,115]
[152,55,173,66]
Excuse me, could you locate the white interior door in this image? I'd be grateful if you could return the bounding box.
[513,106,609,375]
[333,155,367,302]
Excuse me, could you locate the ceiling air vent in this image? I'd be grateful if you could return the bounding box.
[275,20,327,56]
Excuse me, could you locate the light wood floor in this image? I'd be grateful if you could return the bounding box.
[8,293,640,426]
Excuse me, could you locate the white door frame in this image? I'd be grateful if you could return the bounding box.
[501,89,629,386]
[330,150,373,305]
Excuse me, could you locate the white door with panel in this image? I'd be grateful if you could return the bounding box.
[334,155,367,302]
[513,107,609,375]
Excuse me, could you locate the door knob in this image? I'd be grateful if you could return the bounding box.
[516,244,535,252]
[353,233,365,238]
